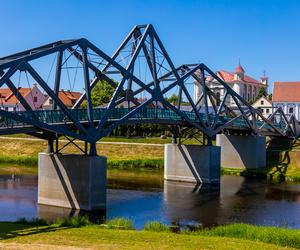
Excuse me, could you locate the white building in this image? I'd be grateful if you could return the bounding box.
[194,63,268,107]
[252,96,272,118]
[272,81,300,120]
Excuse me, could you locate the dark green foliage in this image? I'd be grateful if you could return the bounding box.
[109,124,169,138]
[268,93,272,101]
[167,94,179,105]
[108,159,163,170]
[58,215,91,228]
[254,86,267,102]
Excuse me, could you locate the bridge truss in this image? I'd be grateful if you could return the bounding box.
[0,24,299,155]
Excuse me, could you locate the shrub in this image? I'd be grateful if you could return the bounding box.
[107,159,163,171]
[58,215,91,228]
[144,221,170,232]
[106,218,134,230]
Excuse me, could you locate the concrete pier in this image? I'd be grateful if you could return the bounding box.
[164,144,221,184]
[216,134,266,169]
[38,153,107,210]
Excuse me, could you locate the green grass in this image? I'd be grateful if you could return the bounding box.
[0,222,297,249]
[194,223,300,249]
[144,221,170,232]
[0,158,164,175]
[1,135,300,182]
[105,218,134,230]
[0,155,37,167]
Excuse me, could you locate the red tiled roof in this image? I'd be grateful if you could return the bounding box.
[273,82,300,102]
[58,90,82,107]
[214,70,261,84]
[0,87,32,105]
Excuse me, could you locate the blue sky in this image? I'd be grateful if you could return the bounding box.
[1,0,300,92]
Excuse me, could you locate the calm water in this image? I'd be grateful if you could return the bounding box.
[1,172,300,229]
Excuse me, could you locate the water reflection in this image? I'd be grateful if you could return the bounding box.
[0,173,300,229]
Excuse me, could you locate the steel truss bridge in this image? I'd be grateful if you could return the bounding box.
[0,24,299,155]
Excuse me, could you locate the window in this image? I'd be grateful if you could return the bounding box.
[289,107,294,114]
[33,96,38,103]
[5,107,8,111]
[261,100,264,105]
[13,107,16,112]
[49,99,53,104]
[266,108,270,114]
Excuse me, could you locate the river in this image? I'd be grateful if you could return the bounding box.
[0,171,300,229]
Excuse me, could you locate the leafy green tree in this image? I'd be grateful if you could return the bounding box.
[82,80,115,107]
[250,87,268,104]
[268,93,272,101]
[167,94,179,105]
[254,87,267,102]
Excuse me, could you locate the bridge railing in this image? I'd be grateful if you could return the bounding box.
[0,107,283,133]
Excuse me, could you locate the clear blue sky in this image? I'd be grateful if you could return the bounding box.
[1,0,300,92]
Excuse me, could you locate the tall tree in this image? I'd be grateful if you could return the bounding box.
[82,80,115,107]
[167,94,179,105]
[254,87,267,102]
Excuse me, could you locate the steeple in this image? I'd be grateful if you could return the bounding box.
[234,61,245,80]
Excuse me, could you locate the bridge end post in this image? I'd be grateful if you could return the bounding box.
[216,134,266,169]
[38,152,107,211]
[164,144,221,184]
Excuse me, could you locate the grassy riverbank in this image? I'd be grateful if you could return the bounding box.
[0,220,298,250]
[0,137,164,175]
[1,136,300,182]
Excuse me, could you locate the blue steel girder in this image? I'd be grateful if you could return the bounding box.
[0,23,298,147]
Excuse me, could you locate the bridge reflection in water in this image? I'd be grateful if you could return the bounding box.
[1,174,300,229]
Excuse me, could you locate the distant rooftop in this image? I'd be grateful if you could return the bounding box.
[273,81,300,102]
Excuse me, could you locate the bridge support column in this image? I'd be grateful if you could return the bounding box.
[216,134,266,169]
[38,153,106,210]
[164,144,220,184]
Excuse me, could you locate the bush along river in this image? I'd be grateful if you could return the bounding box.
[1,168,300,229]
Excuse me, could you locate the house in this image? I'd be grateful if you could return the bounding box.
[0,84,45,111]
[43,90,82,109]
[194,63,268,107]
[272,81,300,119]
[252,96,272,118]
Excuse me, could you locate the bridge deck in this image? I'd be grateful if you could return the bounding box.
[0,108,282,134]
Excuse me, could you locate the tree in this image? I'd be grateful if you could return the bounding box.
[167,94,179,105]
[254,87,267,102]
[82,80,115,107]
[268,93,272,101]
